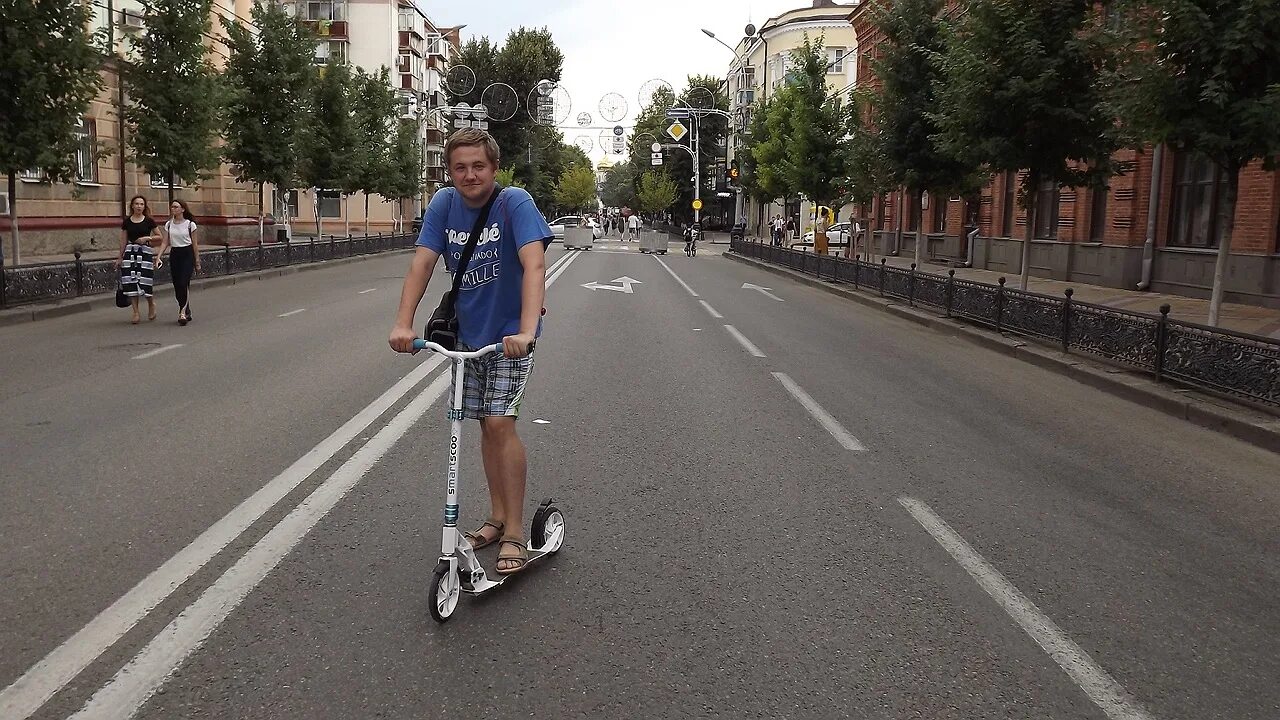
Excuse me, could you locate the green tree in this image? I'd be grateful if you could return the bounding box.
[0,0,104,264]
[744,88,799,230]
[377,120,425,232]
[844,88,894,258]
[496,167,525,189]
[871,0,977,264]
[600,162,638,209]
[934,0,1116,289]
[781,36,849,232]
[126,0,223,205]
[221,2,315,244]
[636,170,678,216]
[299,62,356,238]
[1109,0,1280,325]
[553,165,598,214]
[350,66,398,236]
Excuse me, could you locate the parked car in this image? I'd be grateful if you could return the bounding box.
[793,221,855,254]
[548,216,602,241]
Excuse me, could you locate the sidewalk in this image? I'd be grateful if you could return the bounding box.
[869,253,1280,340]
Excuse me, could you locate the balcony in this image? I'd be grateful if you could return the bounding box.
[400,74,424,92]
[303,19,347,39]
[425,128,446,146]
[425,167,446,183]
[398,31,423,55]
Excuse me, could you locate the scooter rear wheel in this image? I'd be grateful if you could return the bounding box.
[428,560,459,622]
[530,501,565,554]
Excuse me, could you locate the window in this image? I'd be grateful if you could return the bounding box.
[827,47,846,74]
[314,40,347,64]
[273,189,300,218]
[75,119,98,183]
[769,54,787,89]
[18,168,43,182]
[1089,183,1109,242]
[930,194,947,233]
[1003,170,1017,236]
[1169,152,1234,248]
[302,0,345,22]
[1033,178,1060,239]
[875,194,887,230]
[317,191,341,218]
[150,172,185,189]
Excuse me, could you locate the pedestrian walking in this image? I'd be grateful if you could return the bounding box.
[627,213,641,242]
[116,195,161,324]
[156,200,201,326]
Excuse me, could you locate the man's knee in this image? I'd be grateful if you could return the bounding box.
[479,415,518,441]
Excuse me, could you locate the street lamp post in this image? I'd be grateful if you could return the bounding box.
[701,26,757,230]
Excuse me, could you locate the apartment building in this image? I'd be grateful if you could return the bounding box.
[282,0,460,234]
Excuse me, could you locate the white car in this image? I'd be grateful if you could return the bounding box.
[548,216,603,241]
[799,221,853,247]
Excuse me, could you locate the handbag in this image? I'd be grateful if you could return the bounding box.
[115,278,129,308]
[425,185,503,350]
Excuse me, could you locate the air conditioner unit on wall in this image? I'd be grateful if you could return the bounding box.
[119,9,144,31]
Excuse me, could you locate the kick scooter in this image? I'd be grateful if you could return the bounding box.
[412,339,566,623]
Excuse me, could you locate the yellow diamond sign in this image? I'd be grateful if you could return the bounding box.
[666,120,688,142]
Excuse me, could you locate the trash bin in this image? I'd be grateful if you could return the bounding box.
[564,227,594,251]
[276,227,289,243]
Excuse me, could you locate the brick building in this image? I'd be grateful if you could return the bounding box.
[847,0,1280,308]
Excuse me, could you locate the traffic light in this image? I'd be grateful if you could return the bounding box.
[729,159,740,186]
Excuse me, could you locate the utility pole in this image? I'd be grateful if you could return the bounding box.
[692,112,700,226]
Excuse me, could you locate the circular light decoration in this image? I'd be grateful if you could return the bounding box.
[686,85,716,110]
[638,79,674,110]
[527,83,571,126]
[599,92,628,122]
[575,135,594,154]
[479,82,518,122]
[576,112,593,126]
[442,64,476,97]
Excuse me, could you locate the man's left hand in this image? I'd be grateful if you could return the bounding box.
[503,332,535,358]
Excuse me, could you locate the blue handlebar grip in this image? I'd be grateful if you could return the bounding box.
[412,339,427,351]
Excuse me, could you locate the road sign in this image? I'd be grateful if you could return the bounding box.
[666,121,687,142]
[651,142,661,152]
[651,152,663,166]
[613,125,625,137]
[666,108,690,119]
[612,136,625,154]
[692,199,703,211]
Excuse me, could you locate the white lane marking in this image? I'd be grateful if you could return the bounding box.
[742,282,785,302]
[357,288,376,294]
[0,355,447,720]
[545,250,582,287]
[898,497,1155,720]
[23,246,585,720]
[278,309,306,318]
[724,325,766,358]
[698,300,724,319]
[71,372,455,720]
[2,245,590,720]
[654,256,699,297]
[771,372,866,452]
[131,344,184,361]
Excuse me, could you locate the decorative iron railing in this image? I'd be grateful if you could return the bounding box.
[730,239,1280,408]
[1,233,416,310]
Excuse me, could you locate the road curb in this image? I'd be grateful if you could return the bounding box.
[725,251,1280,454]
[0,248,414,329]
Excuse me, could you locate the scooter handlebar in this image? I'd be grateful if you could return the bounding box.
[410,340,514,359]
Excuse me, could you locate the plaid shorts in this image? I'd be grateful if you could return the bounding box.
[453,343,535,419]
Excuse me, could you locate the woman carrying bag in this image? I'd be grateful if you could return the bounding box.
[115,195,162,324]
[156,200,201,326]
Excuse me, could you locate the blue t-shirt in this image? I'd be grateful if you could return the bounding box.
[416,186,553,348]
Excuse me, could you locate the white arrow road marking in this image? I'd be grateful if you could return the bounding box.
[898,497,1155,720]
[132,344,184,361]
[358,288,376,294]
[581,276,642,293]
[278,308,306,318]
[742,282,784,302]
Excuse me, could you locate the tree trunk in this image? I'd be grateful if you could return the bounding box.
[1020,169,1039,290]
[364,194,370,237]
[914,189,925,268]
[314,190,322,239]
[1207,168,1240,326]
[895,188,905,255]
[8,172,19,266]
[167,173,174,206]
[344,194,350,238]
[257,183,265,246]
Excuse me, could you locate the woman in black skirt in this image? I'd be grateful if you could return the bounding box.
[115,195,161,324]
[156,199,201,325]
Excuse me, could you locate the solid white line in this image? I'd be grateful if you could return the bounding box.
[0,355,447,720]
[653,256,699,297]
[897,497,1155,720]
[698,300,723,319]
[278,309,306,318]
[545,250,582,287]
[131,344,184,361]
[1,240,587,720]
[724,325,766,358]
[771,372,866,452]
[72,372,455,720]
[357,288,376,294]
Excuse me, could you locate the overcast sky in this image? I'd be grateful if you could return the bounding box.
[427,0,842,162]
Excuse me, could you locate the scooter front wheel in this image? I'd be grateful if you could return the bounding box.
[428,560,459,622]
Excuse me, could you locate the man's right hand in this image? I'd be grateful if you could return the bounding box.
[389,325,418,354]
[113,258,122,269]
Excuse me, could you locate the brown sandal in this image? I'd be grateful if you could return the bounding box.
[463,520,504,550]
[496,537,528,575]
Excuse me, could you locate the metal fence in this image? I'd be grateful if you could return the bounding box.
[731,239,1280,408]
[0,233,417,310]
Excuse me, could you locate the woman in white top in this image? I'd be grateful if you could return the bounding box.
[156,200,201,325]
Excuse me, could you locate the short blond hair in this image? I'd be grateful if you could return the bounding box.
[445,128,501,167]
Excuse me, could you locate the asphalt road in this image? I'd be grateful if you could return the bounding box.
[1,238,1276,720]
